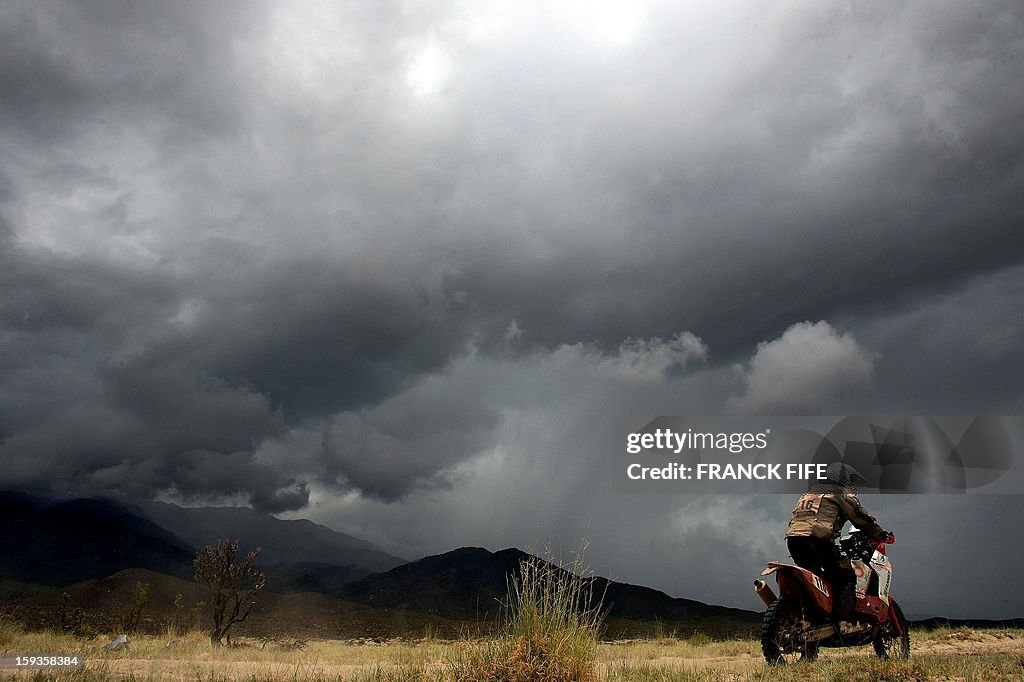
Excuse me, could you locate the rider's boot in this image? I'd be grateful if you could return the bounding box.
[837,584,857,619]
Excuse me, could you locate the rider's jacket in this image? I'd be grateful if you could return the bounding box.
[785,483,883,540]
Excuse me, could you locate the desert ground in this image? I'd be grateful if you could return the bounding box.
[3,626,1024,681]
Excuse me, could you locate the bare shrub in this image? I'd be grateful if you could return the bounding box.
[118,581,149,634]
[58,592,87,636]
[193,538,266,646]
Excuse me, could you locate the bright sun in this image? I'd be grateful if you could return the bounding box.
[560,0,644,46]
[584,0,643,45]
[402,1,645,97]
[407,44,450,97]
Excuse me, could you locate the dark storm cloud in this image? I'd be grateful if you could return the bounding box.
[188,259,473,419]
[0,223,472,508]
[839,264,1024,414]
[441,1,1024,356]
[0,0,267,141]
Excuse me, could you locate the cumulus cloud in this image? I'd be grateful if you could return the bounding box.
[728,321,876,414]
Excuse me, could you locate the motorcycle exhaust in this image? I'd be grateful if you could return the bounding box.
[754,580,776,607]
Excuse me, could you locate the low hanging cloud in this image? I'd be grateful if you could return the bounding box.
[560,332,708,382]
[728,321,876,414]
[320,400,500,502]
[318,331,709,501]
[317,323,875,503]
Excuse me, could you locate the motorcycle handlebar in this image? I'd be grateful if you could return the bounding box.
[847,530,894,543]
[839,531,894,556]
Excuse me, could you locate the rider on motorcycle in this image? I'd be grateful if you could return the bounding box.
[785,462,884,618]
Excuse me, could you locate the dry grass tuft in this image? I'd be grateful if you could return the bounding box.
[441,546,605,681]
[0,610,25,646]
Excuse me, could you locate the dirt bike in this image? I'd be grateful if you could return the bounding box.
[753,531,910,664]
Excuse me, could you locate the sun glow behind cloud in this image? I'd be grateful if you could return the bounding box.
[406,43,452,97]
[562,0,645,45]
[264,0,649,105]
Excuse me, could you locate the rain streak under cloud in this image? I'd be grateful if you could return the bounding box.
[1,0,1023,617]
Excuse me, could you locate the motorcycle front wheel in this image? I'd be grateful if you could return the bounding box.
[761,597,818,665]
[874,599,910,660]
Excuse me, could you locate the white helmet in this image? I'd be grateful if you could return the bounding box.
[825,461,867,488]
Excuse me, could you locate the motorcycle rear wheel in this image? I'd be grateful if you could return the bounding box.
[761,597,818,665]
[874,599,910,660]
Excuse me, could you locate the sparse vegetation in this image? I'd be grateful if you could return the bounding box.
[684,632,713,648]
[193,538,266,646]
[57,592,88,637]
[0,609,24,646]
[439,545,606,681]
[117,581,149,634]
[0,626,1021,680]
[165,592,205,637]
[3,556,1022,680]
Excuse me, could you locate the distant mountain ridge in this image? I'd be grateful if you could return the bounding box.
[0,492,195,585]
[0,491,759,631]
[341,547,524,620]
[339,546,759,626]
[4,492,1014,636]
[261,562,373,594]
[128,499,405,573]
[0,491,403,589]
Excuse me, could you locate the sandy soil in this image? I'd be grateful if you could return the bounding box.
[7,631,1023,680]
[598,631,1024,677]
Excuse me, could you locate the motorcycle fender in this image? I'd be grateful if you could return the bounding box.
[888,596,904,635]
[768,564,832,615]
[854,595,889,623]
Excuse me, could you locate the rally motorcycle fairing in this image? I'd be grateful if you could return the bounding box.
[754,532,909,664]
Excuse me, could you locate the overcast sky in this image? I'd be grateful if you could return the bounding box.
[2,0,1022,619]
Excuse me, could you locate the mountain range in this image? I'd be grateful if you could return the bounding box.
[0,490,404,590]
[128,499,403,573]
[337,546,754,626]
[0,489,763,637]
[4,490,1017,638]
